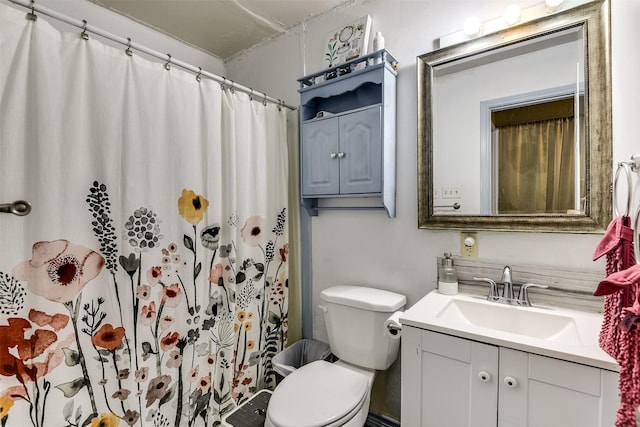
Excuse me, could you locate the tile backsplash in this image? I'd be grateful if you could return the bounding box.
[438,256,605,313]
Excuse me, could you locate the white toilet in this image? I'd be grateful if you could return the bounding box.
[265,285,406,427]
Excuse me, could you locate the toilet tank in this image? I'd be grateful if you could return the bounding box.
[320,285,406,370]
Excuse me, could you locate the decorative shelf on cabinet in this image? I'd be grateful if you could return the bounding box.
[297,50,398,217]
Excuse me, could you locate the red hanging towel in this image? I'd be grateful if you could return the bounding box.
[593,216,636,359]
[593,216,639,427]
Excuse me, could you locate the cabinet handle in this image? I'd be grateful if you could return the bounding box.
[337,152,346,158]
[478,371,491,383]
[503,376,518,388]
[330,152,338,159]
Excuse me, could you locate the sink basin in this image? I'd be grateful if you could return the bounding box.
[435,297,581,344]
[399,291,616,371]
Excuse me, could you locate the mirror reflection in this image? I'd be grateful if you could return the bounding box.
[432,27,584,216]
[417,0,611,232]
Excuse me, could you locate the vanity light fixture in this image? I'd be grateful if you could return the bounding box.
[463,16,483,37]
[502,4,522,26]
[545,0,565,13]
[439,0,590,49]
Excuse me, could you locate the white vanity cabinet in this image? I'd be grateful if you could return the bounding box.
[401,327,618,427]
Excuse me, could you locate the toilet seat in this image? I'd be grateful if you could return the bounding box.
[266,360,369,427]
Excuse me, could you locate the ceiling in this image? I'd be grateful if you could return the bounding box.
[91,0,347,60]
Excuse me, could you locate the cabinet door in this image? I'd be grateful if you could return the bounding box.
[402,327,499,427]
[498,348,618,427]
[301,118,339,195]
[338,107,382,194]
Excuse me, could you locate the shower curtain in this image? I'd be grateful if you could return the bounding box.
[0,4,289,426]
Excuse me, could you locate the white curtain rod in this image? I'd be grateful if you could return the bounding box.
[8,0,296,110]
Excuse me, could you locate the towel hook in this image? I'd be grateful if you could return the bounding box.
[195,67,202,82]
[614,162,632,217]
[80,20,89,40]
[125,37,133,56]
[164,54,172,71]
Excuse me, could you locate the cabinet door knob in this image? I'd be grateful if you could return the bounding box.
[337,152,346,158]
[478,371,491,383]
[503,376,518,388]
[330,152,338,159]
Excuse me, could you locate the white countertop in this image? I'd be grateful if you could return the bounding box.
[400,291,618,372]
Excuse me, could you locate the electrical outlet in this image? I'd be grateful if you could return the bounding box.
[442,186,460,199]
[460,232,478,257]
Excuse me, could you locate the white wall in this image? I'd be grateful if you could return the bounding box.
[226,0,637,335]
[227,0,639,420]
[0,0,226,76]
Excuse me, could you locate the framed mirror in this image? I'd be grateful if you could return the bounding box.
[417,0,611,232]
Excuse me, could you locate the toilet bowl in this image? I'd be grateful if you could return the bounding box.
[264,360,375,427]
[265,285,406,427]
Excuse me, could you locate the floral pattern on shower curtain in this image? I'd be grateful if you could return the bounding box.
[0,4,288,426]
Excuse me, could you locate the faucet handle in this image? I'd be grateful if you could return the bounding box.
[473,277,500,301]
[517,283,549,306]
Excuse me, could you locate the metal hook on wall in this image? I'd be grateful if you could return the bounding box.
[614,162,632,217]
[125,37,133,56]
[80,19,89,40]
[0,200,31,216]
[164,54,172,71]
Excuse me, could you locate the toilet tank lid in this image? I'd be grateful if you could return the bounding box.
[320,285,406,312]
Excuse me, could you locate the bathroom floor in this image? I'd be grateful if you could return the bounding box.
[223,390,271,427]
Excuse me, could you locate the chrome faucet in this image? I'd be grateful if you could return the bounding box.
[501,266,514,300]
[517,283,549,307]
[474,266,548,306]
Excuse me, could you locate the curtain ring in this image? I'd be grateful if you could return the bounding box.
[164,54,172,71]
[26,0,37,21]
[249,88,254,101]
[125,37,133,56]
[613,162,632,217]
[80,20,89,40]
[262,92,268,106]
[220,77,227,91]
[229,80,235,94]
[196,67,202,82]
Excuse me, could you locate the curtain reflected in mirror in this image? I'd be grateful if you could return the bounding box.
[493,97,585,215]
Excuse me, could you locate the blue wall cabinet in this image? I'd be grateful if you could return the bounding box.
[297,50,397,217]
